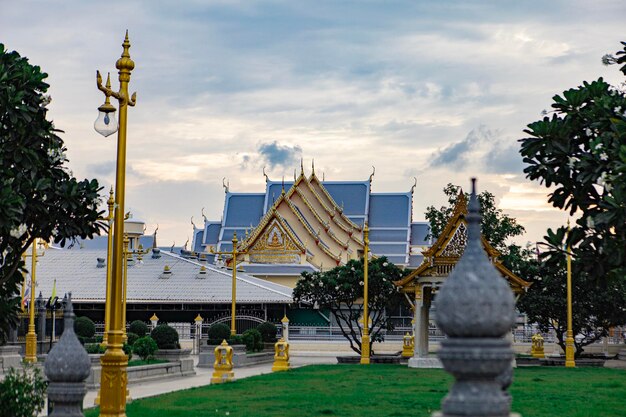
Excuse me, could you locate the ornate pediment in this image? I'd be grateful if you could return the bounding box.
[248,219,302,264]
[439,222,467,258]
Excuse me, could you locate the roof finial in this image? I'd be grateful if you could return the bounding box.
[322,171,325,182]
[281,176,285,194]
[294,169,297,182]
[184,237,189,250]
[201,207,208,222]
[263,166,269,183]
[152,224,159,248]
[191,216,196,229]
[300,158,304,176]
[411,177,417,194]
[170,241,175,252]
[312,159,315,175]
[222,177,229,193]
[369,166,375,183]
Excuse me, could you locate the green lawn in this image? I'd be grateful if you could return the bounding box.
[85,365,626,417]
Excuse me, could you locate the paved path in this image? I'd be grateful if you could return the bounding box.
[82,354,338,411]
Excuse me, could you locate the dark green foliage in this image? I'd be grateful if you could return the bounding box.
[520,43,626,283]
[293,256,406,355]
[133,336,158,361]
[151,324,179,349]
[0,365,47,417]
[0,44,104,344]
[256,321,278,343]
[207,323,230,343]
[84,343,106,354]
[227,335,244,346]
[126,332,139,347]
[129,320,149,337]
[74,316,96,342]
[241,328,263,352]
[123,342,133,361]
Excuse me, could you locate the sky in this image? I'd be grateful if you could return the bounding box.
[2,0,624,249]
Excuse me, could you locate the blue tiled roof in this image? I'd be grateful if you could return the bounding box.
[223,194,265,227]
[409,254,424,267]
[220,228,249,242]
[204,223,221,245]
[410,222,431,245]
[193,230,204,253]
[264,182,294,212]
[370,243,409,255]
[384,255,408,265]
[368,194,411,228]
[322,182,369,216]
[241,264,318,275]
[369,229,408,242]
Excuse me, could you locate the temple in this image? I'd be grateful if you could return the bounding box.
[191,163,430,287]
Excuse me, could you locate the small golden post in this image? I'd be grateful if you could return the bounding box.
[24,239,38,363]
[565,220,575,368]
[360,224,370,365]
[102,187,115,347]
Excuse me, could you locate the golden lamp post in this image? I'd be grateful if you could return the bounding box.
[565,220,575,367]
[211,233,247,336]
[102,187,115,347]
[360,224,370,365]
[94,30,137,417]
[24,239,40,363]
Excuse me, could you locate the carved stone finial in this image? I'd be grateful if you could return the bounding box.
[44,293,91,416]
[433,178,517,417]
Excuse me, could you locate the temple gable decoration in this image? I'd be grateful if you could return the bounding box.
[249,219,303,264]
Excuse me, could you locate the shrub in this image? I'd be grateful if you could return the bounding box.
[208,323,231,343]
[0,365,47,417]
[151,324,179,349]
[242,328,263,352]
[126,332,139,347]
[123,342,133,361]
[256,321,278,343]
[133,336,158,361]
[74,316,95,343]
[227,335,244,346]
[84,343,106,354]
[129,320,149,337]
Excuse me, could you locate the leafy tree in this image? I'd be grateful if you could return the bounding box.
[133,336,158,361]
[0,45,104,344]
[424,183,526,274]
[293,256,406,355]
[517,235,626,357]
[519,41,626,282]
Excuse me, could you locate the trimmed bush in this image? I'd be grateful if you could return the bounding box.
[242,329,263,352]
[126,332,139,347]
[74,316,95,344]
[208,323,231,343]
[227,335,244,346]
[133,336,158,361]
[129,320,149,337]
[84,343,106,354]
[256,322,278,343]
[123,342,133,361]
[151,324,179,349]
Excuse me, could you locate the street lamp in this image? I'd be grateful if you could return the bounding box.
[210,233,247,336]
[24,238,39,363]
[360,224,370,365]
[102,187,115,348]
[94,30,137,417]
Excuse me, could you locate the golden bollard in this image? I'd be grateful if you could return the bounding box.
[272,338,290,372]
[401,332,415,358]
[531,333,545,358]
[211,340,234,383]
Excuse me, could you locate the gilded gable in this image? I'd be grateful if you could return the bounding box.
[248,219,302,264]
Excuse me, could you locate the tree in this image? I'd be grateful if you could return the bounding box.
[424,183,526,274]
[292,256,406,355]
[519,41,626,283]
[517,235,626,357]
[0,45,104,344]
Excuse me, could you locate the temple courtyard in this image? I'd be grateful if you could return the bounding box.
[82,362,626,417]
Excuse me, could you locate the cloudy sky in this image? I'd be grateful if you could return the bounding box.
[2,1,624,248]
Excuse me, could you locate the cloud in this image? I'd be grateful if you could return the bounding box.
[430,125,497,169]
[258,141,303,169]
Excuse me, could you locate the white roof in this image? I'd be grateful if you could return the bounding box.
[31,247,293,304]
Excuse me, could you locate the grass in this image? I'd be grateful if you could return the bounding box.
[84,365,626,417]
[127,358,168,367]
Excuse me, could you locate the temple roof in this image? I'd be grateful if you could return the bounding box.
[395,191,530,294]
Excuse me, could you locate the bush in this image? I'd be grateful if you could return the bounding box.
[84,343,106,354]
[0,365,47,417]
[123,342,133,361]
[256,321,278,343]
[133,336,158,361]
[151,324,179,349]
[129,320,149,337]
[74,316,95,343]
[126,332,139,347]
[227,335,244,346]
[208,323,231,342]
[242,329,263,352]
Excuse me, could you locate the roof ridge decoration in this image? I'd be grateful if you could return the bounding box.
[291,186,348,249]
[306,175,362,233]
[394,191,530,294]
